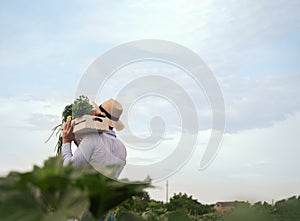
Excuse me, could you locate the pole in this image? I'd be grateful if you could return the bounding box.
[166,180,169,203]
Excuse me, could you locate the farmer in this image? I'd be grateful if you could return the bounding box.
[61,98,127,178]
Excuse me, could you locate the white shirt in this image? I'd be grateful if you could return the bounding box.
[62,130,126,178]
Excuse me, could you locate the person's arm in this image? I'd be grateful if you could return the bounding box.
[113,140,127,178]
[61,119,95,167]
[61,142,73,166]
[61,119,75,165]
[62,141,92,167]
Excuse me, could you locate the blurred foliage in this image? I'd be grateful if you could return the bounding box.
[221,197,300,221]
[0,156,150,221]
[223,204,271,221]
[114,193,300,221]
[165,192,213,216]
[115,192,214,221]
[45,95,94,154]
[271,196,300,221]
[1,157,300,221]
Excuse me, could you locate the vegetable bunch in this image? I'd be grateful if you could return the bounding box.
[45,95,94,154]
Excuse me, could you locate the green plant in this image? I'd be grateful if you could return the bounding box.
[71,95,94,119]
[0,156,151,221]
[45,95,94,154]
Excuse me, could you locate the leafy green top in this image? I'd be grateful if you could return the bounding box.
[46,95,94,154]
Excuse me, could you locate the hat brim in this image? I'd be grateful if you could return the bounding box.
[108,118,124,131]
[98,110,124,131]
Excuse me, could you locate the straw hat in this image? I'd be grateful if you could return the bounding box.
[99,98,124,131]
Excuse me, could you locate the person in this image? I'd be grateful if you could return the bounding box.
[63,98,126,221]
[61,98,127,178]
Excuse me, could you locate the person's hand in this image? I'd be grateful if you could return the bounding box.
[62,119,75,144]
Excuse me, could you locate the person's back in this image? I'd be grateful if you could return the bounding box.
[62,130,126,177]
[89,131,126,177]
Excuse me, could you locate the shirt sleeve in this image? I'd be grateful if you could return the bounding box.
[62,134,96,167]
[113,140,127,177]
[61,142,73,166]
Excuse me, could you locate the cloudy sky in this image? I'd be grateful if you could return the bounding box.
[1,0,300,204]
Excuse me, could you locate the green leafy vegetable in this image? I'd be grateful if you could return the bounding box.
[45,95,94,154]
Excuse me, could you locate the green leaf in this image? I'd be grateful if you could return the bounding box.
[223,205,271,221]
[161,210,192,221]
[74,164,151,219]
[0,190,44,221]
[0,156,151,221]
[116,210,145,221]
[41,187,88,221]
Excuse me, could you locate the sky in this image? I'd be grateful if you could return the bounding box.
[1,0,300,204]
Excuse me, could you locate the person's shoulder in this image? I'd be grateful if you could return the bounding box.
[116,138,126,149]
[115,136,123,143]
[115,138,127,159]
[80,133,100,141]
